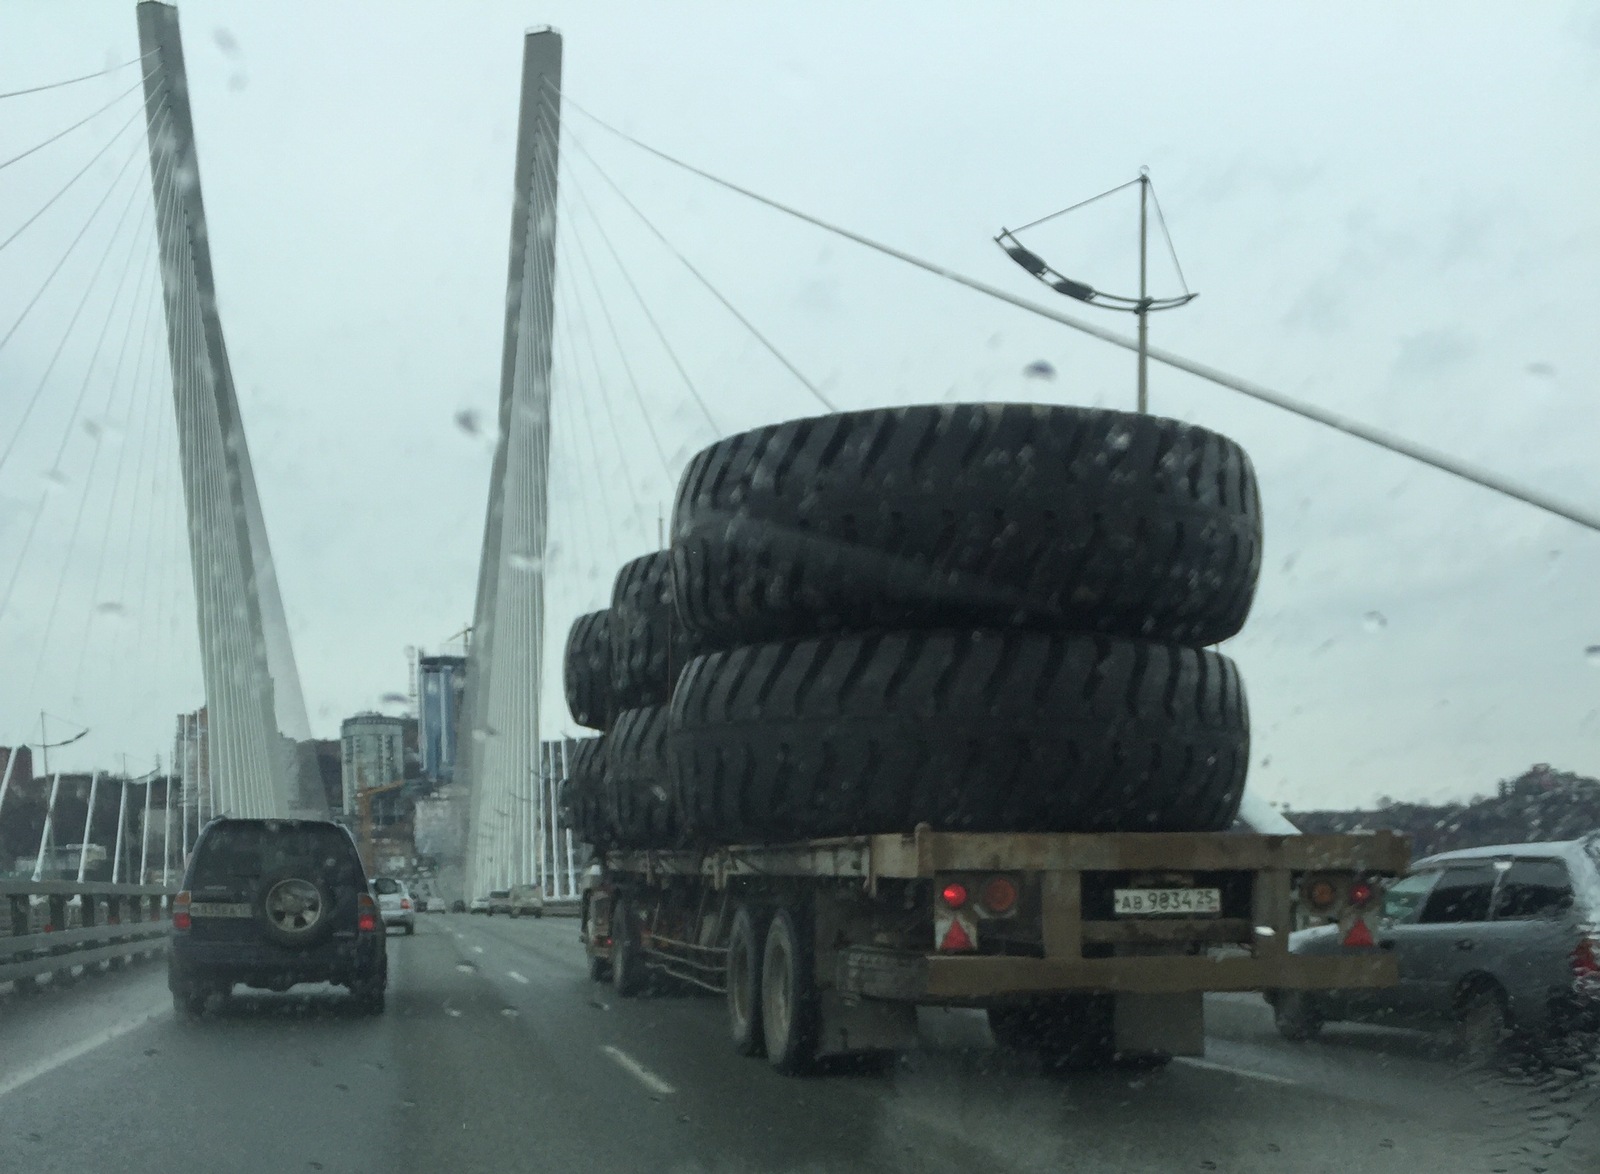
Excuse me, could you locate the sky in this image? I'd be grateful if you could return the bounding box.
[0,1,1596,809]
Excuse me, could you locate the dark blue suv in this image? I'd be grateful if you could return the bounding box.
[168,818,388,1015]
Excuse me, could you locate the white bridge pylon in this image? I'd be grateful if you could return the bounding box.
[136,1,323,820]
[459,30,563,898]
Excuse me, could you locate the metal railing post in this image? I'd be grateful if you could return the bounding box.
[76,770,101,883]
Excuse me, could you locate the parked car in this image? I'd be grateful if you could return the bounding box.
[373,877,415,935]
[168,817,388,1014]
[1273,835,1600,1061]
[486,889,513,916]
[509,884,544,918]
[470,895,490,914]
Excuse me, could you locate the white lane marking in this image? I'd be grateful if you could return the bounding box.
[507,970,529,984]
[0,1006,165,1102]
[601,1045,676,1095]
[1176,1057,1298,1086]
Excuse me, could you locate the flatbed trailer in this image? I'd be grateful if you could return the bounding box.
[580,824,1410,1072]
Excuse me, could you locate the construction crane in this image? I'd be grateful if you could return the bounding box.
[356,779,407,875]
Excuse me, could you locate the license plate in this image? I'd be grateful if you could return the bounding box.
[1113,888,1221,916]
[190,902,253,919]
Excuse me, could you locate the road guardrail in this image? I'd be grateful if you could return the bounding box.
[1,880,176,989]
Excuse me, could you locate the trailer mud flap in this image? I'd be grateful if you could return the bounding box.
[836,946,929,1001]
[817,990,919,1057]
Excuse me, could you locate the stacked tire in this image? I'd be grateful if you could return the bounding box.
[667,403,1263,842]
[562,552,695,850]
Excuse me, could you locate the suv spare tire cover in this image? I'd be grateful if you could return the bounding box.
[256,869,338,949]
[671,403,1262,648]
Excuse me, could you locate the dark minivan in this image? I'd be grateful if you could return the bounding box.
[168,818,389,1015]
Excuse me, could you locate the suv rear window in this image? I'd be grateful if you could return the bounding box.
[1492,859,1574,920]
[373,878,402,895]
[190,822,361,887]
[1418,863,1497,923]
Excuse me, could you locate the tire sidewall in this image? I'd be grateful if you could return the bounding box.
[760,906,816,1074]
[727,905,767,1056]
[611,898,644,997]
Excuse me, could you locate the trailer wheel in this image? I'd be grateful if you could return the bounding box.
[611,898,646,998]
[587,954,611,983]
[726,905,769,1057]
[760,906,819,1075]
[988,995,1116,1070]
[671,404,1261,649]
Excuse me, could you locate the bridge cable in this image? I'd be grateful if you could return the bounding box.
[22,209,157,707]
[0,97,159,258]
[68,279,164,699]
[558,116,834,414]
[550,308,629,580]
[537,158,654,533]
[551,167,674,479]
[0,70,156,172]
[555,228,665,526]
[558,91,1600,536]
[0,56,148,102]
[0,140,154,479]
[73,142,182,684]
[561,164,722,438]
[0,102,166,362]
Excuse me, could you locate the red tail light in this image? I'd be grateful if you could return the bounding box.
[980,875,1019,915]
[1349,881,1374,908]
[941,882,969,909]
[173,891,192,932]
[1573,937,1599,987]
[358,893,378,933]
[400,898,412,910]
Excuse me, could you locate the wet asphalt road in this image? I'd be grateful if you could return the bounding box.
[1,915,1596,1174]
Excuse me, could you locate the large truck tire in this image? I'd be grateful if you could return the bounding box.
[671,404,1261,650]
[610,551,694,710]
[562,736,610,850]
[671,629,1248,842]
[726,905,770,1057]
[564,610,614,730]
[605,705,678,849]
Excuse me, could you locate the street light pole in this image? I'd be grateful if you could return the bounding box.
[1137,170,1149,414]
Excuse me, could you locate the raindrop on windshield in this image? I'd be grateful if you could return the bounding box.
[454,409,482,436]
[95,601,127,617]
[1022,359,1056,380]
[380,692,408,706]
[1363,611,1388,632]
[1585,645,1600,667]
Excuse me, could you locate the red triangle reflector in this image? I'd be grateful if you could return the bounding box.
[940,919,974,952]
[1342,919,1375,949]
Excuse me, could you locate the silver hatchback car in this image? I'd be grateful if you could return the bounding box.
[1275,834,1600,1059]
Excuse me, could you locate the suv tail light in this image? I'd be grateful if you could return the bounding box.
[172,891,192,932]
[400,898,412,911]
[1573,936,1600,990]
[979,875,1019,915]
[358,893,378,933]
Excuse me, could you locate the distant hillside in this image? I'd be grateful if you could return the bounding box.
[1288,764,1600,859]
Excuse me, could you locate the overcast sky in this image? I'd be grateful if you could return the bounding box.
[1,2,1596,809]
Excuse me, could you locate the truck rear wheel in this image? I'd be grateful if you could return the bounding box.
[988,995,1116,1070]
[726,905,768,1057]
[611,898,646,998]
[760,906,819,1075]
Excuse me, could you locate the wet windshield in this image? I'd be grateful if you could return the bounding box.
[1,5,1596,1174]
